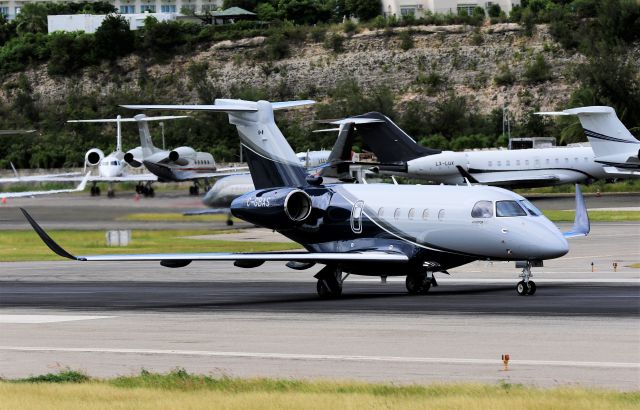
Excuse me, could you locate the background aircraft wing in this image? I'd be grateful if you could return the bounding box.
[0,171,82,183]
[460,169,560,187]
[0,173,158,183]
[21,207,409,265]
[1,173,89,198]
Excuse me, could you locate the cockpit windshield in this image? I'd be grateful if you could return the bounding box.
[471,200,493,218]
[519,199,542,216]
[496,200,527,217]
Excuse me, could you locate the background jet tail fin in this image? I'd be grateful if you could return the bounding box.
[133,114,159,158]
[563,184,590,238]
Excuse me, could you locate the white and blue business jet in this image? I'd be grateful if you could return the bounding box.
[20,100,590,298]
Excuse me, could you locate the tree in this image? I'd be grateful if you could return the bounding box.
[94,14,134,60]
[15,3,48,35]
[488,4,502,18]
[345,0,381,21]
[255,2,278,21]
[223,0,259,11]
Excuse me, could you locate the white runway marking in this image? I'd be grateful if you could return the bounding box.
[0,346,638,369]
[0,315,114,324]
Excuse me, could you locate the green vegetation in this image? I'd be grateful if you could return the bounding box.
[117,213,231,222]
[2,369,638,409]
[0,229,297,262]
[541,210,640,223]
[629,263,640,268]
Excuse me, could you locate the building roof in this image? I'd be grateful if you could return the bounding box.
[212,7,256,17]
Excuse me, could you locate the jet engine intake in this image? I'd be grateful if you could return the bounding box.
[230,188,317,228]
[85,148,105,166]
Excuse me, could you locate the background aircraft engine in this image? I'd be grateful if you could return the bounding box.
[230,188,314,227]
[168,147,196,166]
[124,147,143,167]
[85,148,104,166]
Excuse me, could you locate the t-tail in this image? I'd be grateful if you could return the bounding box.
[331,112,441,163]
[537,106,640,170]
[122,100,314,189]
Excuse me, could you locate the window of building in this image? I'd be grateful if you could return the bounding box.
[15,6,21,14]
[202,4,215,12]
[141,4,156,12]
[400,7,416,16]
[161,5,177,12]
[471,201,493,218]
[0,7,8,17]
[457,4,476,16]
[422,209,429,220]
[181,4,196,12]
[120,5,135,14]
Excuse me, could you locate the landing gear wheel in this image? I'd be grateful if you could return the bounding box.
[148,188,155,198]
[90,186,96,196]
[107,189,115,198]
[314,266,343,299]
[316,280,342,299]
[406,273,432,295]
[226,219,234,226]
[516,281,528,296]
[527,281,536,296]
[95,186,101,196]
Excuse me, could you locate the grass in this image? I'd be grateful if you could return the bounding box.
[516,179,640,195]
[1,369,638,409]
[0,230,297,262]
[628,263,640,269]
[542,210,640,222]
[117,213,230,222]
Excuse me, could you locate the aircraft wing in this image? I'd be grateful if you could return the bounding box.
[1,173,90,198]
[21,207,409,265]
[183,208,229,216]
[0,172,82,183]
[2,174,159,183]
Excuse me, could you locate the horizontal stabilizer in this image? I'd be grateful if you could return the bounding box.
[121,100,315,113]
[68,116,189,123]
[20,208,409,264]
[329,118,385,125]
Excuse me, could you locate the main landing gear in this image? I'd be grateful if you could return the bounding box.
[189,183,200,196]
[90,182,101,197]
[315,265,347,299]
[516,261,537,296]
[135,183,155,198]
[406,270,437,295]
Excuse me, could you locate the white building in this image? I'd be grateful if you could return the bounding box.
[47,12,178,33]
[1,0,222,20]
[382,0,521,18]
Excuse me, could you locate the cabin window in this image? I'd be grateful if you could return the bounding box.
[555,158,559,164]
[471,201,493,218]
[497,161,502,166]
[488,161,493,167]
[496,201,527,217]
[422,209,429,220]
[111,161,118,166]
[506,160,511,166]
[516,160,521,166]
[394,208,401,220]
[546,159,550,165]
[565,158,569,163]
[525,160,529,166]
[535,159,540,166]
[408,208,416,220]
[378,207,384,217]
[584,157,588,162]
[574,157,579,163]
[519,199,542,216]
[438,209,445,221]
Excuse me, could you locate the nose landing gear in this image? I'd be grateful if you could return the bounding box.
[516,261,537,296]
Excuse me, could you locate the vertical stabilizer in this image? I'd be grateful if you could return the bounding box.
[319,122,355,179]
[223,100,308,189]
[134,114,159,158]
[563,106,639,158]
[116,115,122,152]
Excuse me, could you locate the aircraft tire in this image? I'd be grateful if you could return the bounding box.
[226,219,234,226]
[148,188,155,198]
[527,281,536,296]
[516,281,528,296]
[406,273,431,295]
[95,187,101,196]
[107,190,115,198]
[316,279,342,299]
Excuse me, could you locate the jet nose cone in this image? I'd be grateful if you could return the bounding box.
[536,234,569,260]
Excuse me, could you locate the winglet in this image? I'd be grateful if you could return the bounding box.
[20,208,78,260]
[76,172,91,192]
[563,184,590,238]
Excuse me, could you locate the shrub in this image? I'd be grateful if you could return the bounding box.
[398,30,413,51]
[323,33,344,53]
[494,64,516,86]
[523,54,551,84]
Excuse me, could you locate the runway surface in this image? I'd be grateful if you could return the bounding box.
[0,201,638,389]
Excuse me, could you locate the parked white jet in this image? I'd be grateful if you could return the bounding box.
[1,172,89,200]
[537,106,640,176]
[20,99,589,298]
[125,114,248,195]
[332,113,622,187]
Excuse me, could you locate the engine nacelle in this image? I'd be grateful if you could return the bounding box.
[124,147,143,168]
[230,188,314,227]
[85,148,105,166]
[169,146,196,166]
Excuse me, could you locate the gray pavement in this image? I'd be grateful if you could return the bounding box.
[0,222,638,389]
